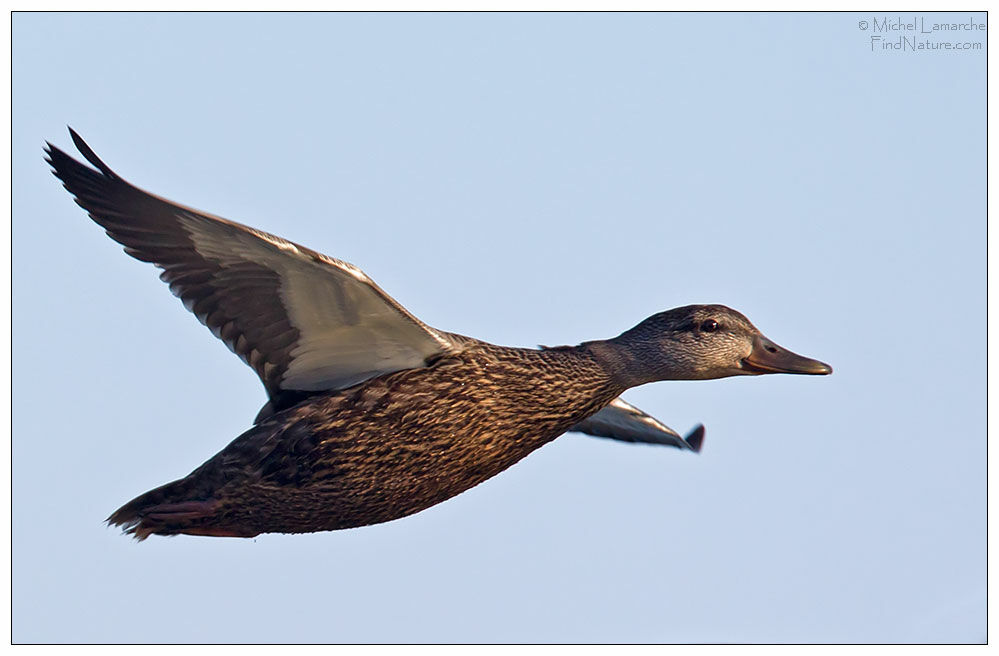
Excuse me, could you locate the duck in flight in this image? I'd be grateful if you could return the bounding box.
[46,129,832,540]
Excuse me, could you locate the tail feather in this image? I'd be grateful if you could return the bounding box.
[107,479,244,540]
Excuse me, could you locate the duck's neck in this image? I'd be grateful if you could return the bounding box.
[582,336,682,389]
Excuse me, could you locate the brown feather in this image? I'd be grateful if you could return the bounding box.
[108,343,624,538]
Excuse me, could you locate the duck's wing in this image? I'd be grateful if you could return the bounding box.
[46,129,457,399]
[570,398,704,452]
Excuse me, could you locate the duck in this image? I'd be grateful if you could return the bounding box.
[45,128,832,540]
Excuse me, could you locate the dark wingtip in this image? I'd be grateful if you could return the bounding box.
[67,125,85,150]
[65,126,117,179]
[685,424,705,453]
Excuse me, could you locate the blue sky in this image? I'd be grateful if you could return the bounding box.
[13,12,985,643]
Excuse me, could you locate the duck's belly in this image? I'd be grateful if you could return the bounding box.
[205,352,620,535]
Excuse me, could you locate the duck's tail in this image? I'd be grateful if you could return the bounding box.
[107,478,252,540]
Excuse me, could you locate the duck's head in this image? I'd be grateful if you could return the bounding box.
[594,304,832,387]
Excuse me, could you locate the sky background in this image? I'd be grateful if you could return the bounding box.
[12,12,985,643]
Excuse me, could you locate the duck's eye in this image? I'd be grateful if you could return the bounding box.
[700,319,719,333]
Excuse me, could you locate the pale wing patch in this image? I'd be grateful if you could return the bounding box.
[179,212,452,392]
[570,398,696,450]
[279,266,444,390]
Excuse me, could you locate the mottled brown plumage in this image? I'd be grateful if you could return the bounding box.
[46,129,832,540]
[115,344,624,538]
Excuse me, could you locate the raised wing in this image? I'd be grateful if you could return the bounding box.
[46,129,456,399]
[570,398,705,452]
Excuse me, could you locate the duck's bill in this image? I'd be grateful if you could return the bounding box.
[741,335,833,375]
